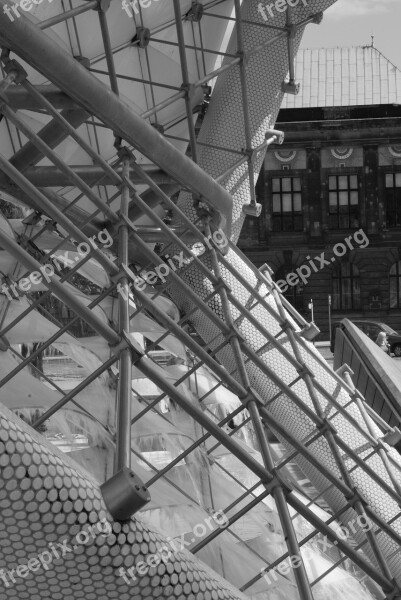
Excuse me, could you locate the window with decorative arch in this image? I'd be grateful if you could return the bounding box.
[275,265,304,312]
[389,261,401,308]
[332,262,361,310]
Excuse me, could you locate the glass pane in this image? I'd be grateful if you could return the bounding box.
[390,262,398,275]
[282,194,292,212]
[396,173,401,187]
[342,263,351,276]
[329,215,338,229]
[386,174,394,188]
[350,191,359,205]
[329,192,338,207]
[339,191,349,206]
[272,216,281,232]
[332,285,340,309]
[390,277,399,308]
[294,216,303,231]
[342,278,352,309]
[350,175,358,188]
[352,277,361,309]
[282,216,294,231]
[329,176,337,190]
[281,178,291,192]
[293,194,302,212]
[338,176,349,190]
[272,178,280,192]
[273,195,281,213]
[350,211,359,228]
[293,178,302,192]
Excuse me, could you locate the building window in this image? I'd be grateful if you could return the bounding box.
[389,261,401,308]
[332,263,361,310]
[275,266,304,312]
[385,173,401,228]
[272,177,302,232]
[328,174,359,229]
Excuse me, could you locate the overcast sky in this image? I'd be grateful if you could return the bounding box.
[301,0,401,68]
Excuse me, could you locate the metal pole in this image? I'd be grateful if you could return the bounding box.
[39,1,98,30]
[2,85,76,109]
[114,153,132,472]
[173,0,198,163]
[98,9,119,96]
[233,0,257,206]
[3,165,169,188]
[328,294,332,346]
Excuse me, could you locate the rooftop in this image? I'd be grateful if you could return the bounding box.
[281,45,401,109]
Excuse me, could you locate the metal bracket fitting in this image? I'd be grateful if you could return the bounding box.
[132,27,151,48]
[382,427,401,447]
[282,80,301,95]
[242,203,262,217]
[185,1,203,21]
[335,363,354,378]
[312,11,324,24]
[3,59,27,84]
[109,330,145,361]
[265,128,285,145]
[299,322,320,341]
[100,466,150,521]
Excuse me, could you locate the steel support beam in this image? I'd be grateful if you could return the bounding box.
[0,7,233,235]
[0,164,172,187]
[9,109,89,172]
[3,85,78,109]
[114,154,132,473]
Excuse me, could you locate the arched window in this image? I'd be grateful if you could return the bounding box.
[389,261,401,308]
[332,262,361,310]
[275,266,304,312]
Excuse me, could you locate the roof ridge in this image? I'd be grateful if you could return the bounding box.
[282,45,401,109]
[369,45,401,75]
[298,45,401,73]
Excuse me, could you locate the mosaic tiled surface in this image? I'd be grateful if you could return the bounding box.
[0,404,248,600]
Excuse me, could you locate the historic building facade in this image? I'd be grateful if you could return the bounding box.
[239,46,401,339]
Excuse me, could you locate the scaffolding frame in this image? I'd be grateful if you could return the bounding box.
[0,1,400,599]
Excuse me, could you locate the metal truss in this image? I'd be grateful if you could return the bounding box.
[0,1,400,600]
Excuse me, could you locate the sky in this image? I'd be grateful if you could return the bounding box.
[300,0,401,68]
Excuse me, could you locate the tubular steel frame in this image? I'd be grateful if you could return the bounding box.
[0,2,400,600]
